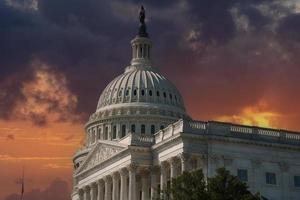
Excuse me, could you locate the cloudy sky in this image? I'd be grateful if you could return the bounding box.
[1,0,300,199]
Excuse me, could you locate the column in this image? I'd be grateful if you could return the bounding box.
[120,168,128,200]
[112,172,120,200]
[128,164,137,200]
[160,162,168,194]
[90,183,96,200]
[104,176,112,200]
[251,159,262,194]
[83,186,89,200]
[150,166,159,199]
[141,168,150,200]
[97,180,104,200]
[179,153,190,173]
[79,189,84,200]
[169,157,179,180]
[280,162,290,200]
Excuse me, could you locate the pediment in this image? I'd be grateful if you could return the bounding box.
[77,141,126,174]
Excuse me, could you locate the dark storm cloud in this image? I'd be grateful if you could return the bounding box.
[5,178,70,200]
[0,0,300,128]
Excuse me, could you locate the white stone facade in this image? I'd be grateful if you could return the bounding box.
[72,20,300,200]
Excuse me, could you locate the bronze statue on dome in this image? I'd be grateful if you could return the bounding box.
[138,5,148,37]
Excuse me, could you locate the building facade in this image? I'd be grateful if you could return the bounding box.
[72,10,300,200]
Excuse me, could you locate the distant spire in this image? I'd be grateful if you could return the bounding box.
[138,5,148,37]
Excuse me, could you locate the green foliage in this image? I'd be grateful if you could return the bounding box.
[156,167,261,200]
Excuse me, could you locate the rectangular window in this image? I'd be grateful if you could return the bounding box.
[266,172,276,185]
[294,176,300,187]
[237,169,248,182]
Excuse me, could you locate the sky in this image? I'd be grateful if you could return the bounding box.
[1,0,300,199]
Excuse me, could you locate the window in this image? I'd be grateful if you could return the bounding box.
[175,95,177,101]
[98,128,101,139]
[266,172,276,185]
[163,92,166,98]
[294,176,300,187]
[126,90,129,96]
[141,90,145,96]
[157,91,160,96]
[133,89,137,96]
[112,126,117,139]
[237,169,248,182]
[160,125,164,130]
[105,127,108,140]
[149,90,152,96]
[119,91,122,96]
[151,125,155,134]
[169,94,172,99]
[121,125,126,137]
[131,124,136,133]
[141,124,145,134]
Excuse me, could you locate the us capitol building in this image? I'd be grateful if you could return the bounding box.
[72,7,300,200]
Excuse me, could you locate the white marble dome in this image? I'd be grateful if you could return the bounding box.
[96,66,185,112]
[84,36,188,147]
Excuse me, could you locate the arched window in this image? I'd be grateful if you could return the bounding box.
[134,89,137,96]
[157,91,160,96]
[160,125,164,130]
[151,125,155,134]
[122,125,126,137]
[149,90,152,96]
[141,90,145,96]
[141,124,146,134]
[131,124,136,133]
[113,126,117,139]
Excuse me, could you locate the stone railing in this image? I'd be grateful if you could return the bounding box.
[154,119,300,145]
[119,132,154,147]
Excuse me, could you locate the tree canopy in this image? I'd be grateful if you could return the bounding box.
[157,168,263,200]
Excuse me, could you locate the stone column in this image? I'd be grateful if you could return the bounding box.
[160,162,168,194]
[112,172,120,200]
[128,164,137,200]
[83,186,89,200]
[79,189,84,200]
[120,168,128,200]
[179,153,190,173]
[104,176,112,200]
[97,180,104,200]
[141,168,150,200]
[251,159,262,194]
[90,183,97,200]
[169,157,179,180]
[150,166,159,199]
[280,161,290,200]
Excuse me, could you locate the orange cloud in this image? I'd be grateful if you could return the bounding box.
[11,61,80,126]
[216,100,281,128]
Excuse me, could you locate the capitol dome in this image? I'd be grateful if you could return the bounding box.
[83,19,188,148]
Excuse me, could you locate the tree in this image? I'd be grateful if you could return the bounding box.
[157,168,262,200]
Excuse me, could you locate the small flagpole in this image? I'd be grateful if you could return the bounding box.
[20,166,24,200]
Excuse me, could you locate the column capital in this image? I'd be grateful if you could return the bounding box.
[150,165,160,174]
[119,168,128,177]
[103,175,112,183]
[140,167,151,177]
[160,160,169,169]
[127,163,138,172]
[97,179,104,186]
[179,152,190,161]
[112,172,120,180]
[279,161,290,172]
[251,159,262,168]
[168,156,180,165]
